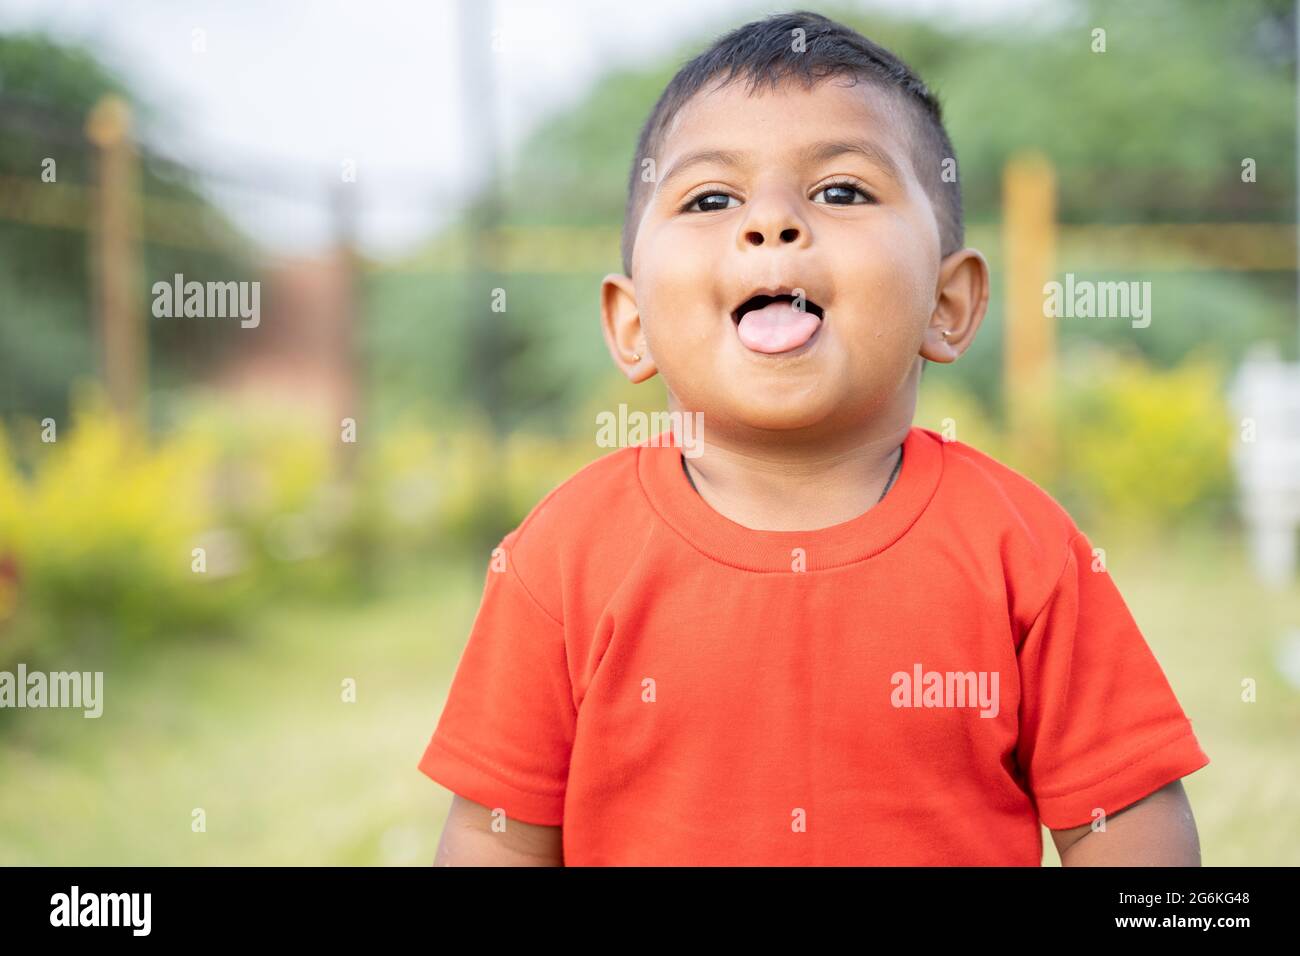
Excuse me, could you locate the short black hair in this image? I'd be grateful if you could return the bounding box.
[620,10,962,277]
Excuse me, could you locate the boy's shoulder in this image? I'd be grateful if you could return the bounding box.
[494,431,1092,619]
[935,433,1078,528]
[503,430,1089,550]
[929,430,1087,581]
[499,444,658,617]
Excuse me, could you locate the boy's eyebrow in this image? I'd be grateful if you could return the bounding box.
[655,148,747,194]
[801,137,905,186]
[656,137,905,196]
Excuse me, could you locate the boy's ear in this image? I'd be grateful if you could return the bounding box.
[920,248,990,365]
[600,273,657,383]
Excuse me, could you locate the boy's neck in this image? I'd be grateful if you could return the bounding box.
[675,419,912,533]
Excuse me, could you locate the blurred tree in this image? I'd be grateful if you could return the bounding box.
[0,33,254,427]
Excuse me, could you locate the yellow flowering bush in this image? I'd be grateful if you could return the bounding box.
[1054,347,1233,528]
[0,350,1234,668]
[0,389,235,648]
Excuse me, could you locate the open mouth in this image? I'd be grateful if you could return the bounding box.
[731,292,824,354]
[731,293,825,323]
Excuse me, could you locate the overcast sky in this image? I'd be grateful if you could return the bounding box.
[0,0,1038,257]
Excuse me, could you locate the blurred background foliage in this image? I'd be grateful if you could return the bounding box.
[0,33,258,426]
[0,0,1297,864]
[0,0,1286,683]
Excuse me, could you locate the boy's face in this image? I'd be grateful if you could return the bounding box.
[603,76,985,440]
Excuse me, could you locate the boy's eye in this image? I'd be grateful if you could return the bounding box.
[813,182,872,205]
[685,192,739,213]
[682,181,874,212]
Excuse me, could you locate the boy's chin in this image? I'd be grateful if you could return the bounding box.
[716,395,850,435]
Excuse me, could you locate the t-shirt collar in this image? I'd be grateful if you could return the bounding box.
[637,425,944,572]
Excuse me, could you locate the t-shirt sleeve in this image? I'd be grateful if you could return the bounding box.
[417,546,575,826]
[1015,529,1210,830]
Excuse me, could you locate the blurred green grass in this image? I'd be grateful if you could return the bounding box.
[0,556,482,865]
[1036,521,1300,866]
[1,524,1296,866]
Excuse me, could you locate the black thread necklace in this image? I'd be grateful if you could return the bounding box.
[681,444,904,503]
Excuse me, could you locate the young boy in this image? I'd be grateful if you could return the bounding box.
[418,10,1210,866]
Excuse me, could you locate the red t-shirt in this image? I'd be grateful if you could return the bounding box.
[417,425,1210,865]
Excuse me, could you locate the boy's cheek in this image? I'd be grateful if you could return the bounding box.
[640,280,731,337]
[636,241,725,318]
[832,251,937,331]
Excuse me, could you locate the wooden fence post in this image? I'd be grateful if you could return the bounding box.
[85,95,145,425]
[1002,151,1057,479]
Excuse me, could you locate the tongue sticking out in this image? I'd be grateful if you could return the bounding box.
[736,300,821,353]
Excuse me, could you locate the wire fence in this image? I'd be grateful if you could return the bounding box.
[1,91,1297,438]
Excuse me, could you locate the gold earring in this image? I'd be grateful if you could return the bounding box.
[632,351,642,362]
[940,329,952,339]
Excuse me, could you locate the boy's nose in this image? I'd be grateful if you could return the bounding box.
[740,193,811,249]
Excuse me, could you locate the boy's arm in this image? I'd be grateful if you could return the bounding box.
[1048,779,1201,866]
[433,794,564,866]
